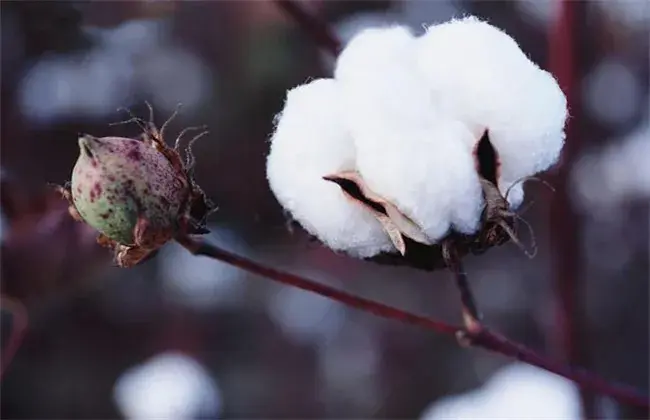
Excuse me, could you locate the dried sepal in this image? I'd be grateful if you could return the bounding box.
[320,168,531,268]
[314,138,537,271]
[323,170,432,255]
[364,174,534,271]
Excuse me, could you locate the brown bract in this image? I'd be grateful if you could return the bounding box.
[57,104,216,268]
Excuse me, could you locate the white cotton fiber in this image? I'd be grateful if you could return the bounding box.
[335,26,484,240]
[113,352,222,419]
[416,16,568,207]
[266,78,395,258]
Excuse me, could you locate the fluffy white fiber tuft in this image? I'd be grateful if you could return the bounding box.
[266,78,395,258]
[267,17,567,256]
[416,16,567,207]
[334,26,484,240]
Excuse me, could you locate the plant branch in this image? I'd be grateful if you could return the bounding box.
[175,233,459,335]
[176,234,649,409]
[443,241,482,333]
[548,0,594,417]
[548,0,583,366]
[275,0,342,56]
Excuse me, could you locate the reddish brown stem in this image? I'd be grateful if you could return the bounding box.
[175,234,649,409]
[175,234,459,335]
[548,0,593,417]
[467,326,648,409]
[453,265,481,332]
[274,0,342,56]
[443,244,482,332]
[549,0,580,361]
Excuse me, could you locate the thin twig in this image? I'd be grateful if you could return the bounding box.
[443,241,482,333]
[453,264,481,332]
[274,0,342,56]
[175,234,649,409]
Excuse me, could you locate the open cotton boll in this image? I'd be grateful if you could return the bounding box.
[416,16,567,207]
[335,26,484,241]
[267,78,395,258]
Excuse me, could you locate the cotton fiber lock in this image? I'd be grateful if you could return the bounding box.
[334,25,485,243]
[266,79,396,258]
[416,16,568,208]
[266,16,568,259]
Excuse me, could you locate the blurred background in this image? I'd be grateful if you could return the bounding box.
[0,1,648,419]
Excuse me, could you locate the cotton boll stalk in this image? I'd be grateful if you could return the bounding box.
[416,16,568,208]
[266,78,395,258]
[334,26,484,241]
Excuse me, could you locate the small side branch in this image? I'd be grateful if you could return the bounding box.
[274,0,342,56]
[444,243,482,333]
[175,234,649,409]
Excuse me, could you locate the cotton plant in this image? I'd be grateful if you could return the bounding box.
[37,3,648,410]
[267,16,568,265]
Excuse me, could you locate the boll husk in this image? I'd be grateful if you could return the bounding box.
[266,78,395,258]
[71,134,187,245]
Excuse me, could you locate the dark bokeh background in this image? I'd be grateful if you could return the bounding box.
[1,1,648,419]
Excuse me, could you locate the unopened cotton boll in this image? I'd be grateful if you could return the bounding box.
[334,26,484,241]
[266,78,395,258]
[416,16,567,207]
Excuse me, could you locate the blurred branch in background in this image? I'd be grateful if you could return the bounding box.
[275,0,342,55]
[547,0,593,417]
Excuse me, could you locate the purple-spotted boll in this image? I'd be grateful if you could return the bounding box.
[71,135,187,246]
[58,104,213,268]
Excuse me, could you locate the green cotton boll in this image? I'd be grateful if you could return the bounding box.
[70,135,187,245]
